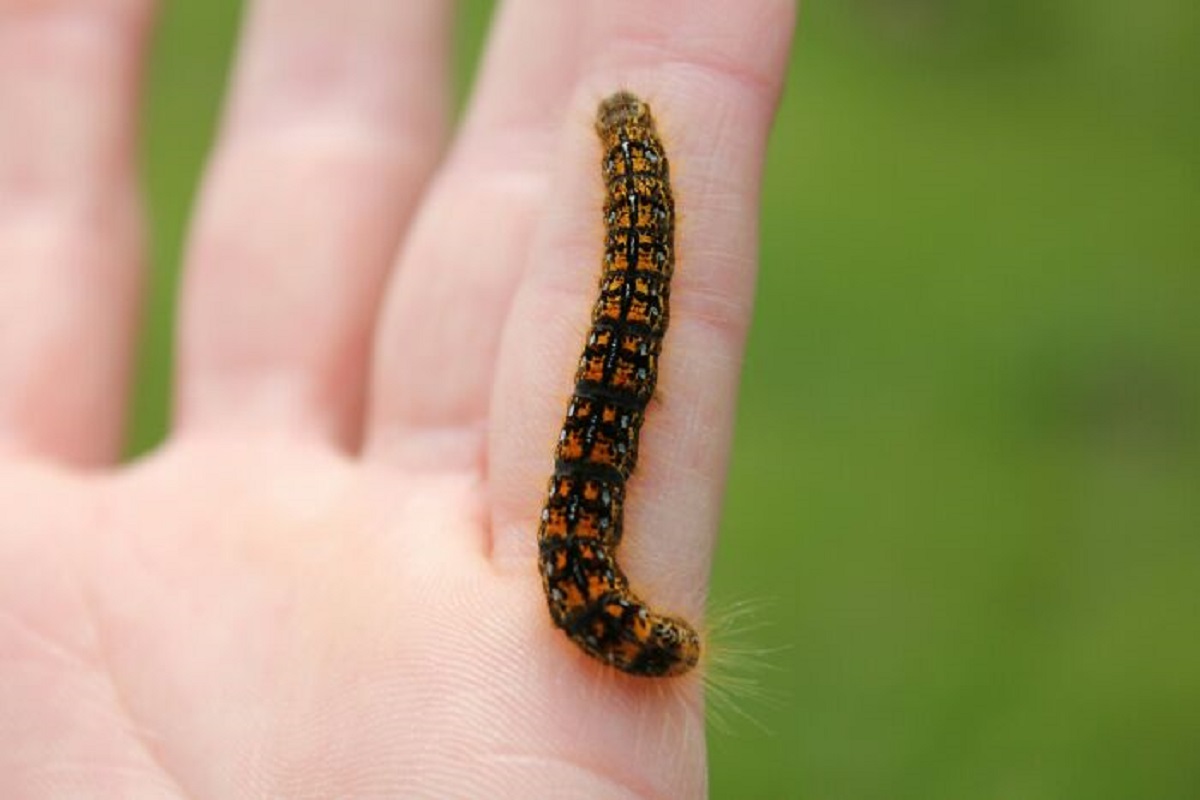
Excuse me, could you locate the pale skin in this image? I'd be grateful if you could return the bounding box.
[0,0,795,797]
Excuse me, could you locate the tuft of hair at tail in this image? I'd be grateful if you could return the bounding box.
[697,596,789,737]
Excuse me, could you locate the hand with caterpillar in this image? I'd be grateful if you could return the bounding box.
[0,1,794,796]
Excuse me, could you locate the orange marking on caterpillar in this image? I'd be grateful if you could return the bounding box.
[538,92,700,678]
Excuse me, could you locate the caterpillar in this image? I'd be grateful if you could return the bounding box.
[537,92,700,678]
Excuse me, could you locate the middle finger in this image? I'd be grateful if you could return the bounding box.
[363,0,587,473]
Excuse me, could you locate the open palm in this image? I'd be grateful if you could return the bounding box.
[0,1,794,796]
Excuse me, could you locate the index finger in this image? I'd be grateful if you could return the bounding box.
[488,0,796,633]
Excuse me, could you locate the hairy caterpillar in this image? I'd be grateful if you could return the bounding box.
[538,92,700,678]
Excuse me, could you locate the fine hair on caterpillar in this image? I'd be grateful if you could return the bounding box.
[537,91,701,678]
[699,597,787,736]
[537,592,783,738]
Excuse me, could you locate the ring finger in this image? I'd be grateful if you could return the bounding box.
[174,0,452,449]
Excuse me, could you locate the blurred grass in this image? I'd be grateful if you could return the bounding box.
[133,2,1199,798]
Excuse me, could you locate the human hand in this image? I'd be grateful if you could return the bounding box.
[0,1,794,796]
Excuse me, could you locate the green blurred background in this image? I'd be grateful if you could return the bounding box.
[131,2,1199,798]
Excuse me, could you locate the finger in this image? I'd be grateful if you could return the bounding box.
[488,0,796,625]
[0,0,153,466]
[364,0,586,472]
[175,0,451,448]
